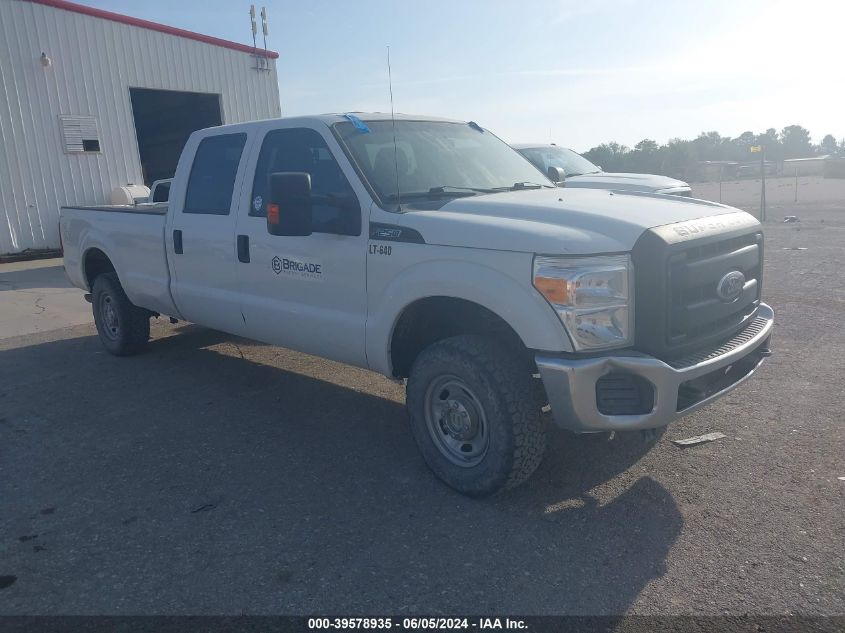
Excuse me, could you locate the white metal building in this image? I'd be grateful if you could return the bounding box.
[0,0,281,255]
[783,155,831,177]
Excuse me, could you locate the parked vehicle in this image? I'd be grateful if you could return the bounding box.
[514,143,692,196]
[61,113,773,495]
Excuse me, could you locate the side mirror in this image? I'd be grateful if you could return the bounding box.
[267,172,312,236]
[547,166,566,184]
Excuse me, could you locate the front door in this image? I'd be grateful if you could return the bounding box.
[234,125,369,367]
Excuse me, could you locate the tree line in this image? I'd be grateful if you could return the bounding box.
[581,126,844,179]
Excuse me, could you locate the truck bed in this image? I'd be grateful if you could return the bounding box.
[62,203,168,215]
[60,204,179,318]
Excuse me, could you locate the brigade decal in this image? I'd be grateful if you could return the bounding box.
[271,255,323,280]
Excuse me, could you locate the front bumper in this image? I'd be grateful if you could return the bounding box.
[536,303,774,432]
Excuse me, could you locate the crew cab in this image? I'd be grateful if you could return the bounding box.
[61,113,773,495]
[514,143,692,196]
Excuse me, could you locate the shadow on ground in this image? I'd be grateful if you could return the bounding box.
[0,265,73,292]
[0,325,682,614]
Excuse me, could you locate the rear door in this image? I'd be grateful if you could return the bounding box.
[233,123,370,367]
[167,131,251,333]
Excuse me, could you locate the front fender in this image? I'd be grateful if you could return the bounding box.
[366,257,573,375]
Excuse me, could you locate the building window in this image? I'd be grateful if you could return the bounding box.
[59,115,101,153]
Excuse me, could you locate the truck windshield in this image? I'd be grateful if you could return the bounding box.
[518,146,601,177]
[334,120,554,207]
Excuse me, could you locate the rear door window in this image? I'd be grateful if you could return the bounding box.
[184,133,247,215]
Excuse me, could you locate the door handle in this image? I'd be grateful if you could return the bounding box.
[237,234,250,263]
[173,229,183,254]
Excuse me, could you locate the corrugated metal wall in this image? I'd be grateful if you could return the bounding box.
[0,0,281,255]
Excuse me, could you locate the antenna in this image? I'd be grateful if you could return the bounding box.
[260,7,269,61]
[249,5,257,52]
[388,46,401,211]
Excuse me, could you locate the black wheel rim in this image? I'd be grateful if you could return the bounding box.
[423,374,489,467]
[99,293,120,340]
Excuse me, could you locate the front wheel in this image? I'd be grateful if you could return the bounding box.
[91,272,150,356]
[406,335,545,496]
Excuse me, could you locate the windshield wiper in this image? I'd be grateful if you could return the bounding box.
[492,181,555,191]
[385,185,496,202]
[385,182,552,201]
[429,185,498,194]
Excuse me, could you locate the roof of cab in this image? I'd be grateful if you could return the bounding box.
[195,112,468,135]
[315,112,465,125]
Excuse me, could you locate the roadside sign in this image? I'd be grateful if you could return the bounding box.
[750,145,762,153]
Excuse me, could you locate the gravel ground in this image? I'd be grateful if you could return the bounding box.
[0,204,843,617]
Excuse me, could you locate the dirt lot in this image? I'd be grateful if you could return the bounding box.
[0,203,843,617]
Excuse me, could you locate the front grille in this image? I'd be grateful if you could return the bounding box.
[667,232,762,348]
[632,211,764,359]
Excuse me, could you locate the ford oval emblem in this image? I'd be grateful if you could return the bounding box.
[716,270,745,302]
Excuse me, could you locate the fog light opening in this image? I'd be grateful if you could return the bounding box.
[596,372,656,416]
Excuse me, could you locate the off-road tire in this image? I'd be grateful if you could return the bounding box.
[91,272,150,356]
[406,335,546,496]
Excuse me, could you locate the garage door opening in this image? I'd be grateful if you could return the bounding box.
[129,88,222,186]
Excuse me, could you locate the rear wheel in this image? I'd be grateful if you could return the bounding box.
[406,335,545,496]
[91,272,150,356]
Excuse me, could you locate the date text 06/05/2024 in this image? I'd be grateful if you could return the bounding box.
[307,617,527,630]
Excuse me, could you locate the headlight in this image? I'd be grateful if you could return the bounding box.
[533,255,633,351]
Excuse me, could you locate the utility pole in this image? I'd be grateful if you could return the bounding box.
[760,144,766,221]
[751,144,766,221]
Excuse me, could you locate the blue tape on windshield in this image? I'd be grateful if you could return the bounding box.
[344,114,371,133]
[468,121,484,133]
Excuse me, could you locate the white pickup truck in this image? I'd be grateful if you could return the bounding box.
[513,144,693,196]
[61,113,773,495]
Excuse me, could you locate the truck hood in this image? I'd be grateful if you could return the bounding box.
[566,171,689,192]
[397,187,746,254]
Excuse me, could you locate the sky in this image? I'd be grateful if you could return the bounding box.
[84,0,844,152]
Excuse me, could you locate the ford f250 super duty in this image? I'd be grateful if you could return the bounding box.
[61,113,773,495]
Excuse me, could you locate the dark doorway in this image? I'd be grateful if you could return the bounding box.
[129,88,222,186]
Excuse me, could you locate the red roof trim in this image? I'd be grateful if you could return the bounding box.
[26,0,280,59]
